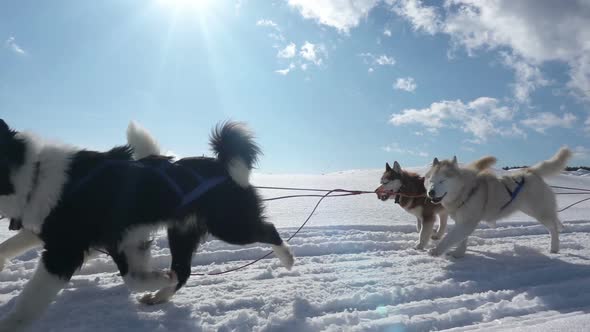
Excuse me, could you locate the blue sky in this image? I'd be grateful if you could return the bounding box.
[2,0,589,173]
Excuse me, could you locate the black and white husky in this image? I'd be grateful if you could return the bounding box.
[0,119,294,331]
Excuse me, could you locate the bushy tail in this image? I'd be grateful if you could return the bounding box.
[468,156,497,172]
[210,121,261,187]
[126,121,161,159]
[529,147,572,177]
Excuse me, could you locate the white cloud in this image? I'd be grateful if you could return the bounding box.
[4,37,26,56]
[256,18,284,41]
[501,53,550,103]
[387,0,441,35]
[275,63,295,75]
[572,146,590,161]
[300,41,325,65]
[389,97,524,142]
[256,19,278,28]
[359,53,396,69]
[382,142,428,157]
[288,0,380,33]
[440,0,590,102]
[383,28,392,37]
[368,67,374,73]
[375,55,395,66]
[520,112,577,133]
[278,42,297,59]
[394,77,417,92]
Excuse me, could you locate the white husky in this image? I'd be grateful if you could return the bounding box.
[424,148,572,258]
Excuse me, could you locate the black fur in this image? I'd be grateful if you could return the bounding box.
[0,119,26,195]
[1,120,285,297]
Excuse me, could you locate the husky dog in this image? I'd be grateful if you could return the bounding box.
[425,148,571,258]
[0,119,294,331]
[376,161,449,250]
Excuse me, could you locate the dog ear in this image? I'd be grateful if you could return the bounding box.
[432,157,439,166]
[393,161,402,173]
[0,119,9,135]
[452,156,458,166]
[386,162,392,172]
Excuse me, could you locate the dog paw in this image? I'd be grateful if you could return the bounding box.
[272,243,295,270]
[138,286,176,306]
[431,234,441,240]
[0,258,6,272]
[446,250,465,259]
[550,249,559,254]
[414,244,425,251]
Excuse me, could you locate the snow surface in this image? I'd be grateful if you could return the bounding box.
[1,168,590,331]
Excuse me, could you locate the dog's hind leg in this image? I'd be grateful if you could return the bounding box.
[432,212,448,240]
[0,248,83,332]
[537,215,561,254]
[0,230,42,271]
[416,218,422,233]
[416,216,435,250]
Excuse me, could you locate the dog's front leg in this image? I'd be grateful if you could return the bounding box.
[415,217,435,250]
[429,220,478,257]
[0,248,83,332]
[0,230,42,271]
[139,221,203,305]
[432,212,448,240]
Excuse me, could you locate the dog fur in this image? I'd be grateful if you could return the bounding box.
[425,148,572,258]
[0,119,294,331]
[377,161,449,250]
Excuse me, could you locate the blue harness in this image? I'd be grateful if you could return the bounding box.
[66,159,227,215]
[500,177,525,211]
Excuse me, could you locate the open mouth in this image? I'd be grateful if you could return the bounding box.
[430,192,447,204]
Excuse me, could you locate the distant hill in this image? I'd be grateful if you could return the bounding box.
[502,166,590,171]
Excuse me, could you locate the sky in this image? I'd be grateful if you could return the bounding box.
[1,0,590,173]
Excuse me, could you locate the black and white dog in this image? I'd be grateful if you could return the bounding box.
[0,119,294,331]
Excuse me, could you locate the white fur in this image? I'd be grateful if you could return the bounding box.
[426,148,571,257]
[126,121,161,159]
[138,285,177,305]
[228,158,251,188]
[0,133,74,234]
[0,260,67,332]
[272,243,294,270]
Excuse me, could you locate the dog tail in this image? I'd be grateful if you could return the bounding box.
[468,156,497,172]
[210,121,261,187]
[528,147,572,177]
[126,121,161,159]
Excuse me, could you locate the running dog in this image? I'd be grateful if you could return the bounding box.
[0,119,294,331]
[376,161,449,250]
[425,148,571,258]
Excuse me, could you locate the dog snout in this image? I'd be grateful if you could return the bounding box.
[428,189,436,198]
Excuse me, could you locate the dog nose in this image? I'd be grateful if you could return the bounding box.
[428,189,435,197]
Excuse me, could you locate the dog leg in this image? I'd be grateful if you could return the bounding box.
[432,212,448,240]
[256,222,294,270]
[415,217,434,250]
[415,218,422,233]
[447,239,467,258]
[110,248,177,293]
[0,248,83,332]
[0,230,42,271]
[139,221,204,305]
[429,221,478,257]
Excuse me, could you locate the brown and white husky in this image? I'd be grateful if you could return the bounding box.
[376,161,448,250]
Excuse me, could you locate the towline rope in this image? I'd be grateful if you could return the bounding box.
[191,184,590,276]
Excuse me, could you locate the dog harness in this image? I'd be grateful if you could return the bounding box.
[500,177,525,211]
[7,158,228,231]
[68,159,228,215]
